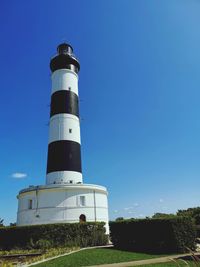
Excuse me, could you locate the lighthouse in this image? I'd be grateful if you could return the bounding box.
[46,43,82,185]
[17,43,109,234]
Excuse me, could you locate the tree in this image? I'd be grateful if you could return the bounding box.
[177,207,200,224]
[152,213,175,219]
[0,218,4,227]
[10,222,16,226]
[115,217,124,221]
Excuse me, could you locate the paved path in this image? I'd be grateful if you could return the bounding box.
[87,253,198,267]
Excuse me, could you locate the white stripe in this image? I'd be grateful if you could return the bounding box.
[50,113,79,121]
[51,69,78,95]
[48,114,81,144]
[46,171,83,185]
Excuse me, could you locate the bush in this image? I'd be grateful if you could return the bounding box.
[0,222,107,250]
[196,225,200,237]
[28,239,52,251]
[109,217,196,253]
[177,207,200,224]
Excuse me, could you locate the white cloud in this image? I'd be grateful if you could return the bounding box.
[159,198,164,203]
[11,172,27,179]
[114,210,118,213]
[134,203,139,207]
[124,207,133,211]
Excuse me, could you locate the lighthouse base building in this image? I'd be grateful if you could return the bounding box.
[16,44,109,234]
[17,184,109,234]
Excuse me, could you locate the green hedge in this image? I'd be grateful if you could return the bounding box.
[109,217,196,253]
[0,222,107,250]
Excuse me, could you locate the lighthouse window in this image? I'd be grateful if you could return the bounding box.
[69,128,72,133]
[28,199,33,210]
[80,196,86,206]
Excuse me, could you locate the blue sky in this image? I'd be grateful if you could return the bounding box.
[1,0,200,224]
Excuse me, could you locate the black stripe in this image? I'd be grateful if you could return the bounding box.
[50,90,79,117]
[46,140,82,174]
[50,54,80,73]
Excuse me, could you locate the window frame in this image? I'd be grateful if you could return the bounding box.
[80,196,86,207]
[28,199,33,210]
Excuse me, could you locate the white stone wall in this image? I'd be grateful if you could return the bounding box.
[17,185,109,234]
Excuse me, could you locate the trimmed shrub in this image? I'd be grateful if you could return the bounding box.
[109,217,196,253]
[0,222,107,250]
[34,239,52,251]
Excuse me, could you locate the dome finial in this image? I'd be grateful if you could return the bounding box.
[57,43,73,55]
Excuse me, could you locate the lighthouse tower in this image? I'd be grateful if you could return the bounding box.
[46,43,82,185]
[16,43,109,234]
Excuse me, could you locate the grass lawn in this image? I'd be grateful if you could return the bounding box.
[34,247,166,267]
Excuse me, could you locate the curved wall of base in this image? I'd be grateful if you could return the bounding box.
[17,184,109,234]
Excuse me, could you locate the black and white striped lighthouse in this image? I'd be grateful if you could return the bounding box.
[17,43,109,233]
[46,43,82,185]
